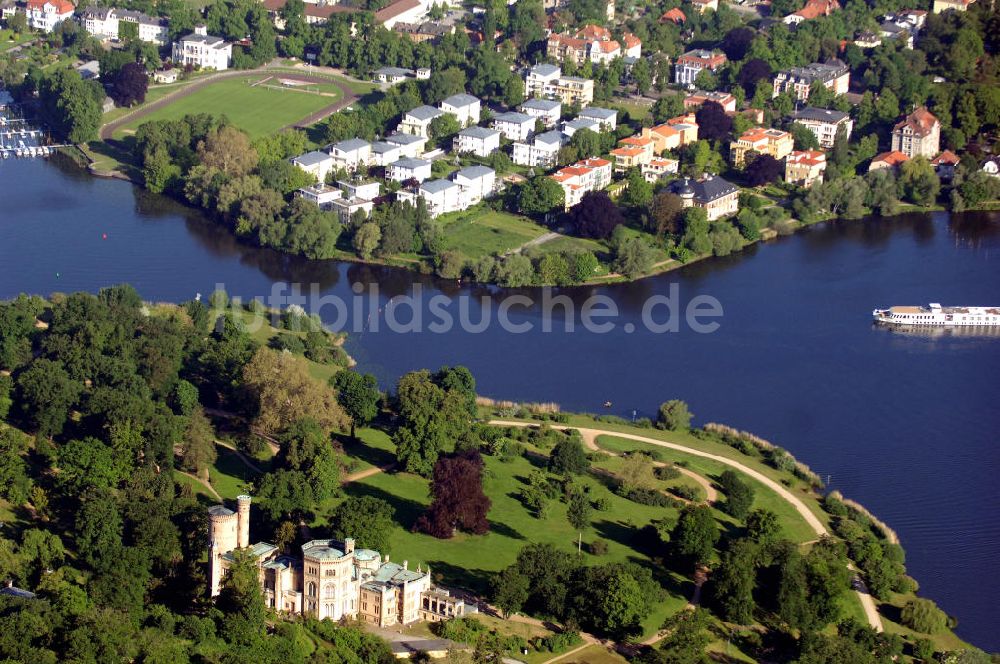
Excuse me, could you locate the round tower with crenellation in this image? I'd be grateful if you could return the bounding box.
[207,504,239,597]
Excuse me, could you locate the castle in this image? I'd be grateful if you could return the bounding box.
[208,496,472,627]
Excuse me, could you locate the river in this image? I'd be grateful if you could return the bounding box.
[2,156,999,649]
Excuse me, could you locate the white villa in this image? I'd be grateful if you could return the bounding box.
[520,98,562,128]
[172,25,232,71]
[26,0,74,32]
[398,105,444,138]
[385,132,428,159]
[453,126,501,157]
[370,141,403,166]
[439,93,481,127]
[452,165,496,205]
[328,138,372,173]
[79,7,170,45]
[562,116,601,137]
[492,111,536,142]
[512,130,566,168]
[578,107,617,131]
[292,151,336,183]
[387,157,432,183]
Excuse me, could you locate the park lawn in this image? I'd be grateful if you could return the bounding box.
[209,445,259,500]
[608,99,653,121]
[560,644,629,664]
[440,210,550,259]
[338,427,397,475]
[113,76,337,139]
[0,30,34,52]
[532,234,607,257]
[336,447,692,638]
[174,471,218,504]
[595,436,818,545]
[100,85,176,125]
[878,591,970,653]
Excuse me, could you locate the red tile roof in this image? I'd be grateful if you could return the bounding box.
[791,0,839,20]
[931,149,960,165]
[872,150,910,167]
[894,106,939,137]
[27,0,74,12]
[660,8,687,23]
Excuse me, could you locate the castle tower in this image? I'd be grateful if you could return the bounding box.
[207,504,239,597]
[237,495,251,549]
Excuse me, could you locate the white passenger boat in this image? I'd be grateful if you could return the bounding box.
[873,303,1000,326]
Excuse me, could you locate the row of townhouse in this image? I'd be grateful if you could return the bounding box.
[545,24,642,66]
[396,165,497,217]
[397,94,482,137]
[79,6,168,45]
[601,114,697,179]
[524,64,595,108]
[511,107,618,168]
[296,180,381,224]
[549,157,613,210]
[291,132,428,182]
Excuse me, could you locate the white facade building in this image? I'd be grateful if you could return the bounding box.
[453,126,501,157]
[387,157,432,183]
[492,112,536,142]
[328,138,372,173]
[439,94,481,127]
[398,105,444,138]
[172,26,232,71]
[452,165,496,206]
[512,130,566,168]
[520,98,562,128]
[398,179,464,217]
[292,151,336,184]
[578,107,617,131]
[385,133,427,159]
[26,0,74,32]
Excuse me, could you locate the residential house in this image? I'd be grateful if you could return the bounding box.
[783,0,839,25]
[331,197,376,224]
[524,63,562,97]
[520,98,562,128]
[610,136,654,173]
[453,126,501,157]
[660,7,686,23]
[640,114,699,154]
[371,141,403,167]
[689,0,718,13]
[868,150,910,172]
[492,112,536,141]
[512,130,566,168]
[394,20,454,43]
[546,24,641,65]
[75,60,100,80]
[373,0,426,29]
[439,94,481,127]
[730,127,794,166]
[385,132,428,159]
[784,150,827,187]
[549,157,613,210]
[152,69,180,84]
[398,105,444,138]
[260,0,361,28]
[642,157,679,182]
[854,30,882,48]
[172,25,232,71]
[340,181,381,202]
[772,60,849,101]
[416,68,432,80]
[932,0,974,12]
[374,67,415,84]
[674,50,727,87]
[452,165,496,205]
[297,183,344,209]
[672,175,739,220]
[328,138,372,173]
[292,151,336,183]
[930,150,959,180]
[879,20,914,48]
[80,7,118,39]
[891,106,940,158]
[683,90,736,113]
[1,1,19,21]
[789,107,853,148]
[523,64,594,107]
[561,117,602,138]
[387,157,432,183]
[26,0,74,32]
[578,107,618,131]
[397,179,463,217]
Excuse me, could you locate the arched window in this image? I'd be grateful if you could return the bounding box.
[307,582,317,598]
[324,583,337,599]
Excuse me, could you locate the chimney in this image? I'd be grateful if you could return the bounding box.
[194,24,207,36]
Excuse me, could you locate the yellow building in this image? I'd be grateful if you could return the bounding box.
[207,497,471,627]
[610,136,654,173]
[730,127,794,167]
[640,115,699,155]
[932,0,973,12]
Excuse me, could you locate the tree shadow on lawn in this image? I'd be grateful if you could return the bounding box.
[343,478,427,529]
[486,519,526,541]
[426,559,496,596]
[337,433,395,469]
[878,602,903,626]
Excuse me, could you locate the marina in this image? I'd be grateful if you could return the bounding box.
[0,101,60,159]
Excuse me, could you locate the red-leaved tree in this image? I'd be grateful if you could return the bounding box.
[414,450,491,538]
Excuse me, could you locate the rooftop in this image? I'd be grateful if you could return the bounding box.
[521,98,561,112]
[791,107,850,123]
[494,111,534,125]
[454,164,494,180]
[294,150,334,166]
[441,93,480,108]
[421,179,460,194]
[302,539,347,561]
[331,138,370,153]
[390,157,431,169]
[580,107,617,121]
[528,63,561,78]
[458,126,500,140]
[386,132,425,146]
[406,105,444,122]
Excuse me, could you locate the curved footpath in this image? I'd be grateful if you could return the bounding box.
[98,63,360,141]
[489,420,884,633]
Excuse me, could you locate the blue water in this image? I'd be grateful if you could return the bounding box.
[2,157,999,649]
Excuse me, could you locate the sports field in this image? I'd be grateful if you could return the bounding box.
[113,75,341,139]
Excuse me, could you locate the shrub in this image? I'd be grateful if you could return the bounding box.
[588,540,608,556]
[901,598,947,634]
[670,485,699,501]
[911,638,935,662]
[623,487,676,507]
[655,464,681,481]
[269,333,307,354]
[656,400,692,430]
[593,497,611,512]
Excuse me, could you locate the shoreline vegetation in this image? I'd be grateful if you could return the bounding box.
[60,143,1000,287]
